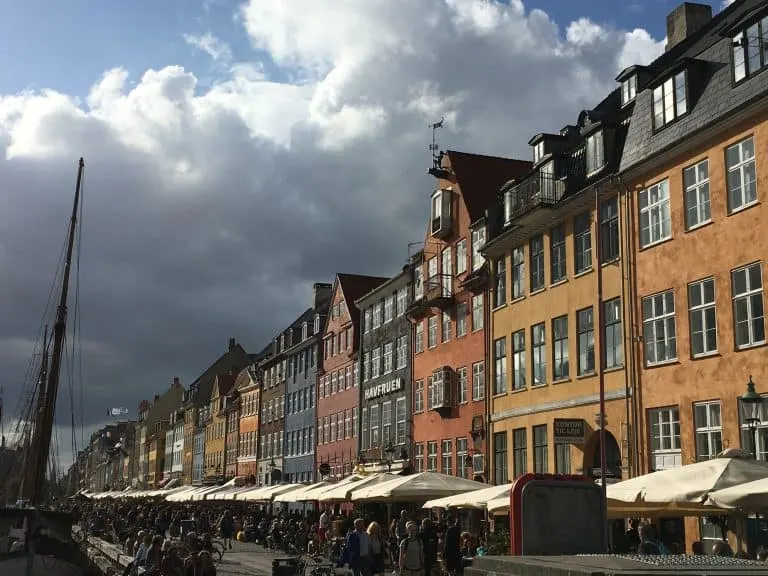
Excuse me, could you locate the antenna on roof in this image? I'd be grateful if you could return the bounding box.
[429,116,444,170]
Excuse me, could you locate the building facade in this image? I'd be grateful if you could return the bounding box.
[483,89,633,485]
[620,0,768,549]
[258,344,284,485]
[357,269,412,472]
[224,391,240,480]
[284,284,332,484]
[408,151,529,481]
[171,406,184,480]
[236,364,262,480]
[317,274,386,478]
[205,374,235,482]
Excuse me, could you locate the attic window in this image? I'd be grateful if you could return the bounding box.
[732,17,768,83]
[431,189,452,238]
[302,322,308,340]
[314,314,321,334]
[533,141,545,164]
[621,74,637,106]
[652,71,687,130]
[586,130,605,175]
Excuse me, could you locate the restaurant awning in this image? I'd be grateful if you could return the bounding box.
[273,481,331,502]
[423,483,513,509]
[317,473,396,502]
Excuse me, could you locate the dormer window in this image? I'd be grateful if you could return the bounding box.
[652,71,687,130]
[431,189,452,238]
[533,141,545,164]
[302,322,308,340]
[314,314,321,334]
[732,17,768,83]
[586,130,605,175]
[621,74,637,106]
[279,334,285,351]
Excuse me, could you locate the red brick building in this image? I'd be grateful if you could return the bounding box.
[408,151,530,482]
[316,273,387,478]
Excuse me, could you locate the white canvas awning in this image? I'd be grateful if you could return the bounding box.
[708,477,768,511]
[423,483,513,509]
[166,486,205,502]
[486,496,509,514]
[274,481,331,502]
[350,472,487,502]
[239,483,303,502]
[317,473,396,502]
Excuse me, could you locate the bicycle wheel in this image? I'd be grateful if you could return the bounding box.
[169,543,193,561]
[211,547,223,566]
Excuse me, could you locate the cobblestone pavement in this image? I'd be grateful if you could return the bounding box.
[216,542,348,576]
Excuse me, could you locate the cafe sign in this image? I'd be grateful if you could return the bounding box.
[364,378,403,401]
[553,418,586,445]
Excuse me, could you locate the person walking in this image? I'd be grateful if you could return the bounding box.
[399,522,424,576]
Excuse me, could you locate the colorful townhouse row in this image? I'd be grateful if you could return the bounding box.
[70,0,768,548]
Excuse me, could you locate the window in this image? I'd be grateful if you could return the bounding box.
[573,212,592,273]
[472,362,485,401]
[457,437,468,478]
[431,189,451,235]
[493,432,508,485]
[493,257,506,307]
[511,246,525,299]
[512,330,526,391]
[442,440,453,475]
[384,295,394,323]
[643,290,677,364]
[732,18,768,82]
[732,263,765,348]
[472,295,484,331]
[414,266,423,300]
[550,226,566,283]
[471,227,486,271]
[456,239,467,275]
[381,401,391,442]
[533,425,548,473]
[353,406,358,437]
[552,315,569,381]
[577,307,595,376]
[530,235,545,292]
[383,342,393,374]
[458,366,468,403]
[652,71,687,129]
[621,74,637,106]
[604,298,623,369]
[512,428,527,478]
[694,401,722,462]
[533,141,544,163]
[639,179,671,248]
[441,312,452,342]
[414,443,424,472]
[414,380,424,413]
[493,337,507,395]
[688,278,717,357]
[739,395,768,460]
[396,335,407,369]
[586,130,604,174]
[427,315,438,348]
[684,160,711,229]
[600,198,619,263]
[456,302,467,337]
[427,257,438,291]
[649,407,681,470]
[370,404,380,446]
[442,247,453,297]
[427,441,438,472]
[395,397,406,445]
[371,348,381,378]
[555,444,571,474]
[397,287,408,317]
[415,321,424,354]
[726,137,757,212]
[363,353,371,382]
[531,323,546,386]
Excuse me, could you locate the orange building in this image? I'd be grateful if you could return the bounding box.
[205,374,236,482]
[235,364,263,480]
[408,151,529,480]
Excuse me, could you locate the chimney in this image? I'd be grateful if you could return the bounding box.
[666,2,712,52]
[313,282,333,310]
[153,394,160,404]
[228,338,237,351]
[172,376,180,388]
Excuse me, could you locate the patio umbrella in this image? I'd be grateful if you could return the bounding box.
[708,476,768,511]
[350,472,487,502]
[317,473,396,502]
[274,481,331,502]
[423,483,513,509]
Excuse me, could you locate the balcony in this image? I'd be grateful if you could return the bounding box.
[406,276,454,320]
[503,172,565,227]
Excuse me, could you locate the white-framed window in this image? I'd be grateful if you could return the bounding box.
[373,301,383,329]
[383,341,393,374]
[428,257,439,289]
[530,235,545,292]
[457,437,469,479]
[414,266,424,300]
[573,212,592,274]
[688,278,717,357]
[427,315,438,348]
[457,366,468,403]
[427,441,438,472]
[652,71,687,129]
[471,227,486,271]
[531,323,546,386]
[396,335,407,369]
[442,439,453,475]
[642,290,677,365]
[550,225,566,284]
[414,380,424,413]
[586,130,605,174]
[512,330,526,391]
[649,406,681,471]
[456,302,467,337]
[384,295,394,323]
[533,141,544,164]
[732,262,765,348]
[472,361,485,401]
[442,246,453,297]
[621,74,637,106]
[472,294,484,331]
[371,347,381,378]
[493,337,507,395]
[577,307,595,375]
[552,315,569,381]
[302,322,308,340]
[639,179,671,248]
[381,401,392,443]
[456,239,467,275]
[361,408,369,450]
[683,159,711,229]
[370,404,380,446]
[694,401,722,462]
[604,299,623,369]
[397,287,408,316]
[739,395,768,461]
[511,246,525,299]
[395,397,406,445]
[726,137,757,213]
[414,443,424,472]
[441,311,452,343]
[732,18,768,82]
[415,321,424,354]
[494,257,506,308]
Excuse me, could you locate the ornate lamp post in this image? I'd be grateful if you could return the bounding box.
[740,376,762,460]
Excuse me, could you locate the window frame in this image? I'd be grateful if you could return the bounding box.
[652,70,688,130]
[511,246,525,299]
[573,212,592,274]
[731,262,766,349]
[688,277,718,358]
[683,159,711,230]
[694,401,722,462]
[585,129,605,175]
[531,322,546,386]
[576,306,595,376]
[493,337,507,395]
[725,136,758,214]
[638,179,672,249]
[603,298,623,369]
[550,225,566,284]
[532,424,548,474]
[552,315,569,381]
[512,428,527,478]
[529,234,545,292]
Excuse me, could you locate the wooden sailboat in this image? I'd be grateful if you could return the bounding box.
[0,158,94,576]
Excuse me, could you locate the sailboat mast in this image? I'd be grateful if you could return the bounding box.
[25,158,84,507]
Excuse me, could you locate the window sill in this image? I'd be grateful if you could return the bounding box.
[685,219,713,234]
[736,341,768,353]
[550,278,568,288]
[530,383,547,389]
[645,359,680,369]
[493,391,507,399]
[728,200,759,217]
[492,302,507,312]
[604,365,625,374]
[576,371,596,380]
[574,268,592,279]
[472,397,485,403]
[529,287,546,297]
[510,387,528,394]
[691,351,719,360]
[509,295,525,305]
[639,235,673,253]
[552,378,571,385]
[601,257,621,268]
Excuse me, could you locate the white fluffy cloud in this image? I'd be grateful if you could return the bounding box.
[0,0,664,443]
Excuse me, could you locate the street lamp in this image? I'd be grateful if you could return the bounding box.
[740,375,762,460]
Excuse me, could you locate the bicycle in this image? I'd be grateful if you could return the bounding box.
[298,554,335,576]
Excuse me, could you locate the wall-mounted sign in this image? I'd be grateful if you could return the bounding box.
[364,378,404,401]
[553,418,586,445]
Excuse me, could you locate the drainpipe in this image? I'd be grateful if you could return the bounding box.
[484,280,491,484]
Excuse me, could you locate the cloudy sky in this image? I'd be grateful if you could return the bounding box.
[0,0,727,463]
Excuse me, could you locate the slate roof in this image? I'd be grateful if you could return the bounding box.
[214,374,237,397]
[621,0,768,173]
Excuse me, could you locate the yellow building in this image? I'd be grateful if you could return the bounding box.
[483,99,636,485]
[147,421,168,488]
[205,374,236,481]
